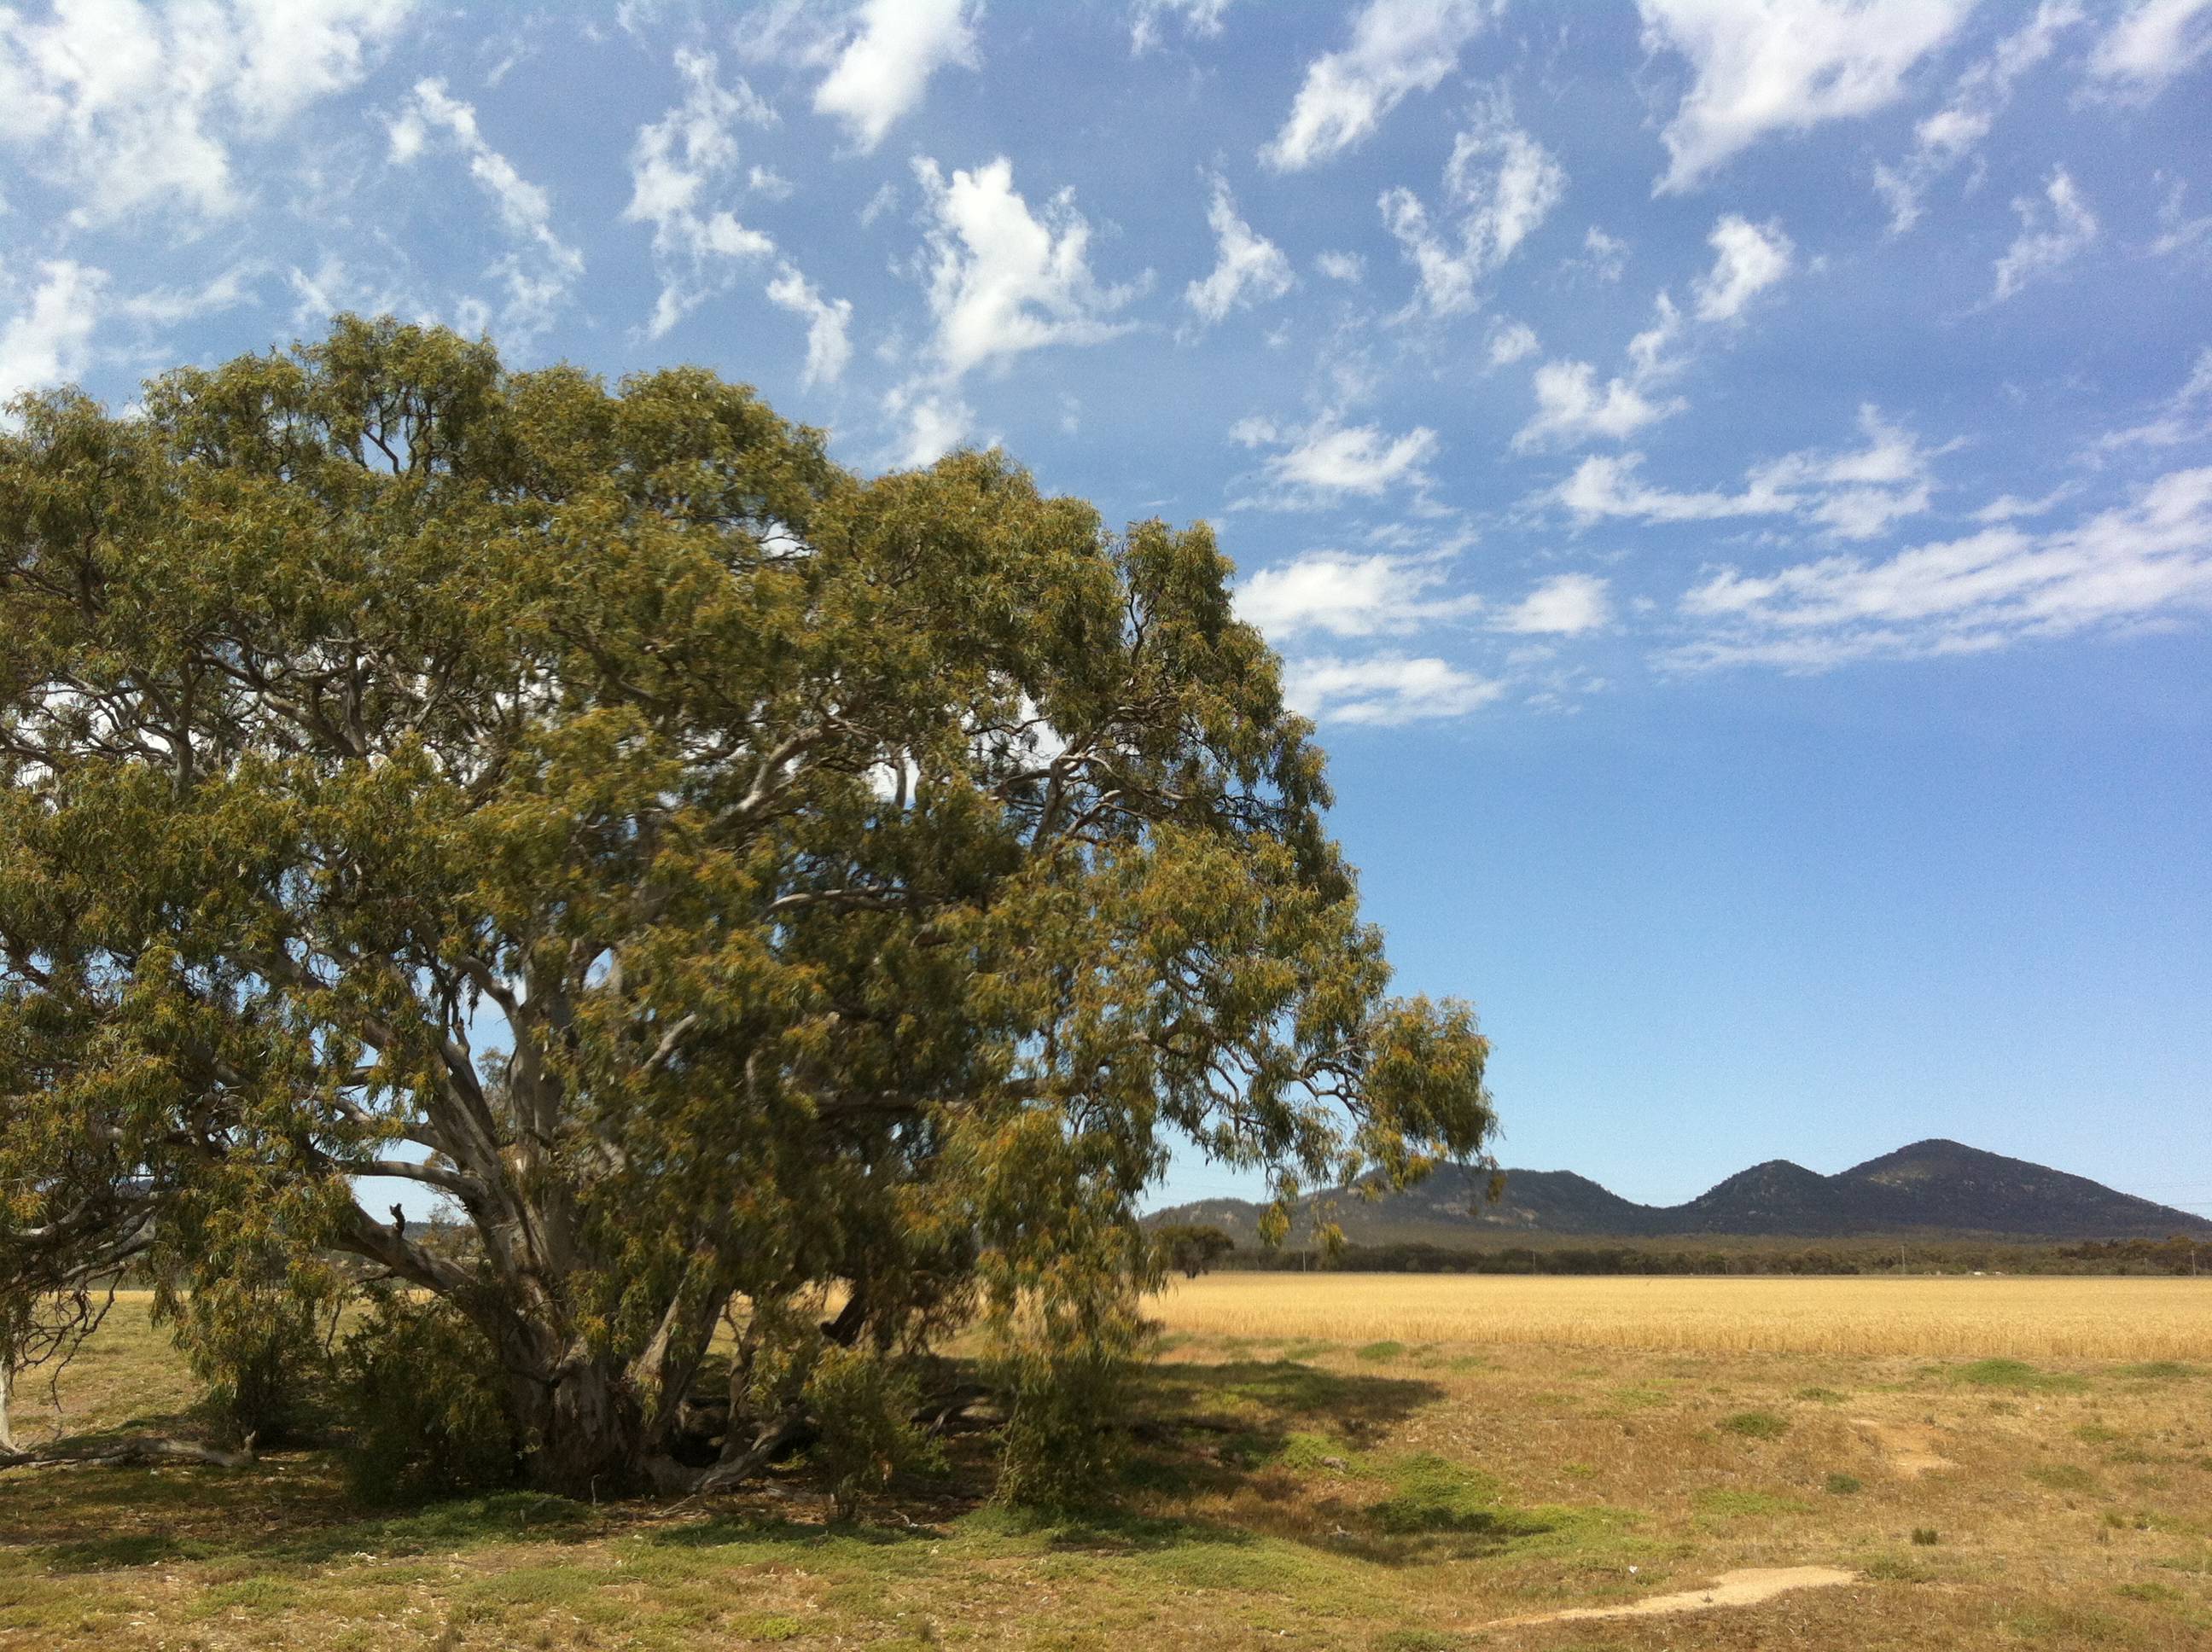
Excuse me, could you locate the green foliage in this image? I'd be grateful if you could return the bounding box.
[1826,1472,1865,1495]
[150,1238,343,1448]
[0,316,1495,1494]
[341,1291,519,1504]
[805,1346,943,1521]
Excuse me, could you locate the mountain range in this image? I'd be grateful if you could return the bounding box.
[1152,1139,2212,1245]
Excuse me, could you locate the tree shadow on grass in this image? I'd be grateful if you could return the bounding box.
[1138,1358,1445,1446]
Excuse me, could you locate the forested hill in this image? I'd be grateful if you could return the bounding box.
[1153,1140,2212,1244]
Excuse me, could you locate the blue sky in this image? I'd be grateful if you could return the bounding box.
[3,0,2209,1218]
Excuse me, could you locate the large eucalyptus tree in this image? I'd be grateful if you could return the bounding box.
[0,318,1494,1494]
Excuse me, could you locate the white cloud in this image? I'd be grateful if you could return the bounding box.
[749,165,795,200]
[1487,319,1538,365]
[1381,95,1565,318]
[1991,167,2098,303]
[624,49,777,339]
[284,253,416,329]
[1260,0,1497,172]
[1567,225,1628,283]
[1279,653,1502,724]
[1497,573,1611,635]
[1514,359,1682,451]
[1558,405,1938,540]
[1871,3,2082,235]
[387,79,583,340]
[911,156,1144,377]
[1973,484,2081,523]
[883,156,1142,466]
[1232,415,1440,507]
[765,262,853,387]
[117,266,258,327]
[1513,288,1698,453]
[0,0,413,226]
[2152,178,2212,260]
[1131,0,1236,54]
[881,382,975,468]
[1184,174,1295,329]
[1639,0,1976,194]
[1315,250,1366,282]
[1669,467,2212,669]
[1237,549,1479,639]
[814,0,979,151]
[1691,213,1793,321]
[2087,0,2212,101]
[2092,346,2212,452]
[0,260,106,402]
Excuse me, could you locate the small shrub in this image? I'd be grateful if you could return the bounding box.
[341,1292,519,1504]
[1825,1472,1863,1495]
[993,1346,1130,1513]
[805,1346,943,1521]
[1720,1410,1789,1440]
[1911,1527,1940,1546]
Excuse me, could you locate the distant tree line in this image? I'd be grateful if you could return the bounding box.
[1210,1236,2212,1277]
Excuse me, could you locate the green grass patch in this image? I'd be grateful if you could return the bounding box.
[1825,1472,1864,1495]
[1354,1341,1406,1363]
[1719,1410,1790,1440]
[2115,1361,2201,1382]
[1947,1358,2089,1393]
[2027,1463,2102,1494]
[1796,1386,1847,1404]
[1692,1489,1809,1520]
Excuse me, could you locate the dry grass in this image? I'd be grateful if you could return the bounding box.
[6,1289,2212,1649]
[1148,1273,2212,1360]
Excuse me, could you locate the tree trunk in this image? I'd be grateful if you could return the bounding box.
[515,1356,648,1499]
[0,1362,16,1457]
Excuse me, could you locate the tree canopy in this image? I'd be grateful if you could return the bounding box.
[0,317,1494,1497]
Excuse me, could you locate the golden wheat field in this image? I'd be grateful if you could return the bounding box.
[1147,1272,2212,1359]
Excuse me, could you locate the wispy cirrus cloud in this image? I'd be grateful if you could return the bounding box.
[1872,3,2082,235]
[1380,92,1565,319]
[621,49,778,339]
[389,78,583,338]
[1261,0,1498,173]
[1667,467,2212,671]
[1557,404,1941,541]
[1231,413,1441,509]
[1990,167,2098,304]
[1184,173,1295,331]
[1279,652,1502,724]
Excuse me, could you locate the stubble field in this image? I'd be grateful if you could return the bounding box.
[3,1277,2209,1650]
